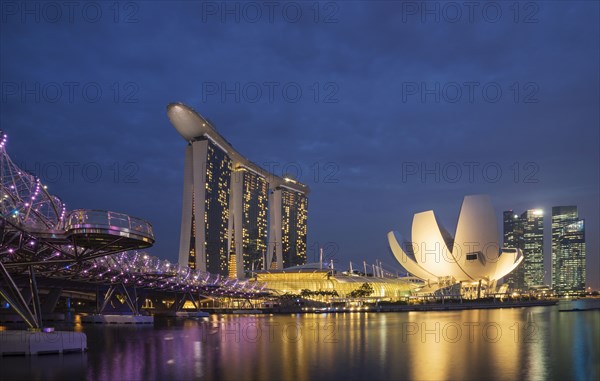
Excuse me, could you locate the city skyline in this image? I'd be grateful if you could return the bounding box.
[1,2,599,381]
[1,2,598,288]
[504,206,589,292]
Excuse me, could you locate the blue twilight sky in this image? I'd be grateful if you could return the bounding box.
[1,1,598,288]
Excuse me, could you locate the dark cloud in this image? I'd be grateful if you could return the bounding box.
[1,1,598,288]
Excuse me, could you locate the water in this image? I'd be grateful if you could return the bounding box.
[1,299,599,381]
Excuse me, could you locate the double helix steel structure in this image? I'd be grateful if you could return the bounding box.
[0,131,266,329]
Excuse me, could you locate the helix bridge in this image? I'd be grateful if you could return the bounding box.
[0,131,266,329]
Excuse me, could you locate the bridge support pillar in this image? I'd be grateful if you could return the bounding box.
[98,283,140,315]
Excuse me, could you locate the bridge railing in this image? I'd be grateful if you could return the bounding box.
[65,209,154,239]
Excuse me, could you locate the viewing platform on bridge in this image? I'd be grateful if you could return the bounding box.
[62,209,155,250]
[23,209,155,251]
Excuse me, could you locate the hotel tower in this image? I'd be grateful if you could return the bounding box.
[167,103,309,278]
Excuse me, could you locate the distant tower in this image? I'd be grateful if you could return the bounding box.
[503,211,525,290]
[503,209,544,290]
[552,206,586,293]
[168,103,309,278]
[522,209,545,288]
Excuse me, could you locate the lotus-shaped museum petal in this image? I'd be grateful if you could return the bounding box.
[388,195,523,283]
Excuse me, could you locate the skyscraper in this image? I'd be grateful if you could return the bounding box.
[502,209,544,290]
[168,103,309,277]
[522,209,544,287]
[266,181,308,269]
[552,206,586,293]
[231,166,268,277]
[179,137,232,275]
[503,211,525,290]
[281,186,308,267]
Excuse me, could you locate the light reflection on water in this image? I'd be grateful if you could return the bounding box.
[0,300,598,381]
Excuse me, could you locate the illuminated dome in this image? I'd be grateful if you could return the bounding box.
[387,195,523,284]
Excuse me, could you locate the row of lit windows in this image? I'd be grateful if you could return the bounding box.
[187,140,308,275]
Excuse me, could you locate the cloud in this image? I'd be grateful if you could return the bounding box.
[1,1,598,287]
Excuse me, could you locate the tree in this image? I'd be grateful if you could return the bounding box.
[348,283,374,298]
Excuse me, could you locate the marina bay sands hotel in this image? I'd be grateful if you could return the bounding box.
[167,103,309,278]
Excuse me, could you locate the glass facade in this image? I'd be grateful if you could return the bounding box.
[522,210,544,288]
[281,188,308,268]
[240,169,268,272]
[552,206,586,293]
[503,209,544,290]
[503,211,525,290]
[202,138,232,276]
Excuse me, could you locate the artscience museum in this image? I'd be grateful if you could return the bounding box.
[388,195,523,298]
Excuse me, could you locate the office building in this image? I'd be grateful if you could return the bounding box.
[503,211,525,290]
[521,209,544,287]
[552,206,586,293]
[502,209,544,289]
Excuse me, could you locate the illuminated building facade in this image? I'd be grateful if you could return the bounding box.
[266,183,308,270]
[552,206,586,293]
[231,166,268,277]
[254,265,416,301]
[521,209,545,288]
[502,209,544,290]
[387,195,524,298]
[169,103,309,277]
[503,210,525,290]
[228,221,238,279]
[281,187,308,267]
[179,137,232,275]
